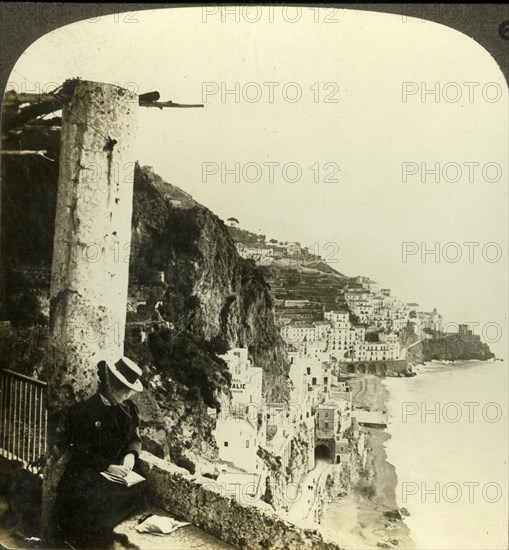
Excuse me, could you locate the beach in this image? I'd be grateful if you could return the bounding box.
[324,362,508,550]
[384,360,508,550]
[322,375,414,549]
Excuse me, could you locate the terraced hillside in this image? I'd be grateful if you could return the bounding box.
[259,262,348,311]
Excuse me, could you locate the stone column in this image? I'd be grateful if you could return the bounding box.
[42,81,137,536]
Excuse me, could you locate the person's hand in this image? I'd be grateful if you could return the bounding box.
[107,464,129,477]
[122,453,136,471]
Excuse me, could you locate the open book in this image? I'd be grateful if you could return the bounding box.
[100,469,145,487]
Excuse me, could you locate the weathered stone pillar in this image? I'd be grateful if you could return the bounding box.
[42,81,137,537]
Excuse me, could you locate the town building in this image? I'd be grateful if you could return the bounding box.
[324,310,350,328]
[333,436,350,464]
[417,308,442,332]
[220,348,263,421]
[316,402,340,439]
[354,340,391,361]
[214,348,265,474]
[281,322,317,344]
[214,417,260,472]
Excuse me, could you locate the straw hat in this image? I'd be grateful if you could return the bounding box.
[107,356,143,392]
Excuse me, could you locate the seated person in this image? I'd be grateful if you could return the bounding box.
[53,357,146,549]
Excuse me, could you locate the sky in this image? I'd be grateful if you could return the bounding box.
[6,6,508,355]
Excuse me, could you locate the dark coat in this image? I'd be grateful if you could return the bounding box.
[54,392,144,547]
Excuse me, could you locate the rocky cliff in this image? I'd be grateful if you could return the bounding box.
[125,164,290,464]
[129,164,289,401]
[399,325,494,365]
[421,333,494,362]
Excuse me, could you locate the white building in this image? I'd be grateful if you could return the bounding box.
[284,299,310,307]
[214,417,260,472]
[417,308,442,332]
[379,333,401,359]
[354,341,388,361]
[354,333,401,361]
[324,310,350,328]
[220,348,263,423]
[330,381,352,407]
[353,325,366,342]
[345,290,372,303]
[316,391,351,440]
[303,340,329,362]
[364,279,380,294]
[289,356,315,424]
[281,323,317,345]
[214,348,265,474]
[235,243,274,263]
[313,320,331,340]
[316,402,340,438]
[330,381,352,435]
[334,436,350,464]
[267,426,293,470]
[327,325,356,357]
[392,317,407,333]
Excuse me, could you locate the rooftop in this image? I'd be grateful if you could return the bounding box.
[353,410,387,426]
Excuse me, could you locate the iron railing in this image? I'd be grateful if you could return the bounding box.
[0,369,47,473]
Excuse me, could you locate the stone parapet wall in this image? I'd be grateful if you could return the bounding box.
[139,452,347,550]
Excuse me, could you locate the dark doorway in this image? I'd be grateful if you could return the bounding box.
[315,444,331,461]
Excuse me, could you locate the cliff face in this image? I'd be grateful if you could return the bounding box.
[399,325,494,365]
[406,343,424,366]
[399,326,423,366]
[421,334,494,362]
[130,165,289,404]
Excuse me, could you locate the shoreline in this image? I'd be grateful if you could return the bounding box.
[322,375,414,549]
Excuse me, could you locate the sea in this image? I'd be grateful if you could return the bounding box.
[384,359,508,550]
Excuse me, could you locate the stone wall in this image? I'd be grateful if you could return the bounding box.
[139,452,347,550]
